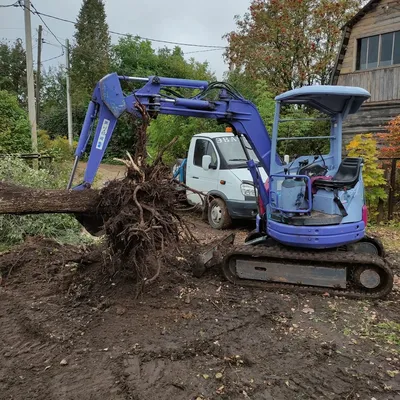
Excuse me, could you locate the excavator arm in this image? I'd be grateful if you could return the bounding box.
[67,72,280,207]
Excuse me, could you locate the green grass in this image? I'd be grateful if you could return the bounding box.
[0,157,95,248]
[373,321,400,347]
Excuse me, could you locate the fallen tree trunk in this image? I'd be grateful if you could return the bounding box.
[0,182,102,214]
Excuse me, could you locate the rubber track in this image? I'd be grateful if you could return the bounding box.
[222,245,394,299]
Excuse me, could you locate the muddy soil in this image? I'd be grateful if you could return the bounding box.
[1,217,400,400]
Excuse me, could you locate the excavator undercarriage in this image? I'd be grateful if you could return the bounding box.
[220,236,393,299]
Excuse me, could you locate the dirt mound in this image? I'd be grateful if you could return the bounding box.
[0,236,86,278]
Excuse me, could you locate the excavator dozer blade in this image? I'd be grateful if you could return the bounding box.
[192,232,235,277]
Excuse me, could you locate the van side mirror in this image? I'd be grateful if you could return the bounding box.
[202,155,212,170]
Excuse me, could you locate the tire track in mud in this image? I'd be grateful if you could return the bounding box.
[0,290,59,398]
[0,289,126,400]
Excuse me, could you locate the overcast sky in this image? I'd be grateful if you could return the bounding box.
[0,0,251,79]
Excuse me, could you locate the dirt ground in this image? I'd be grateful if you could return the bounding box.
[1,216,400,400]
[76,162,127,188]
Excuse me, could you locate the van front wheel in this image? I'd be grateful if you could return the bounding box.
[208,198,232,229]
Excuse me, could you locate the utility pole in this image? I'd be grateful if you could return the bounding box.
[65,39,73,149]
[35,24,42,124]
[23,0,38,169]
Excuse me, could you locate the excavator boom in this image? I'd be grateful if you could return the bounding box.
[67,72,275,210]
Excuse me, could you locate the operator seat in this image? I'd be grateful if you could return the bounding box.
[314,157,363,190]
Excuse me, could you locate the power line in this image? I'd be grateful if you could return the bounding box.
[28,2,65,50]
[42,39,62,48]
[0,1,19,7]
[42,52,63,63]
[108,30,226,49]
[42,28,65,41]
[185,48,226,55]
[27,7,226,49]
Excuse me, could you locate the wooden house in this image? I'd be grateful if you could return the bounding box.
[330,0,400,141]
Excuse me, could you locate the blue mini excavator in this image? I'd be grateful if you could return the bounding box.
[67,73,393,299]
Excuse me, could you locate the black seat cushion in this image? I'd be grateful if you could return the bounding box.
[314,157,363,190]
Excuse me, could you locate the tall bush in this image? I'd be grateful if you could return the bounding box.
[0,90,31,153]
[346,133,387,210]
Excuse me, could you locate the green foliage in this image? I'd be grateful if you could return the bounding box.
[225,70,258,102]
[0,39,27,105]
[112,37,215,81]
[253,80,276,131]
[147,116,220,164]
[224,75,330,157]
[346,133,387,207]
[276,105,331,157]
[0,90,31,153]
[37,130,76,161]
[110,36,217,161]
[0,157,87,246]
[70,0,111,102]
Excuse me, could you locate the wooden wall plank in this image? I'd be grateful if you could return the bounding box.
[342,100,400,141]
[338,66,400,102]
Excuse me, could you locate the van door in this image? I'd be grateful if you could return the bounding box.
[186,137,219,205]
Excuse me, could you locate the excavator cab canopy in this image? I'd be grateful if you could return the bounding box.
[275,85,371,118]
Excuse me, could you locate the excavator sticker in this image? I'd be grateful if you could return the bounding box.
[96,118,110,150]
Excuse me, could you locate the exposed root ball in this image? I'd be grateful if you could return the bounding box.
[97,102,201,288]
[98,166,195,285]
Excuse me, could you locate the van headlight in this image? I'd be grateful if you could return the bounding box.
[241,183,255,197]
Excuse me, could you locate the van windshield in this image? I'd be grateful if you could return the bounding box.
[213,136,260,168]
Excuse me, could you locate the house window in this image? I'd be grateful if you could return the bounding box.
[356,31,400,70]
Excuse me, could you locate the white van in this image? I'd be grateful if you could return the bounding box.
[173,129,268,229]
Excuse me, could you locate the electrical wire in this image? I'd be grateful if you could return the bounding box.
[185,48,226,55]
[42,39,62,48]
[42,52,63,63]
[28,2,65,50]
[0,1,19,7]
[26,7,226,49]
[42,29,65,42]
[109,30,226,49]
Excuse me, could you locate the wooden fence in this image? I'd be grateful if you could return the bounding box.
[378,157,399,221]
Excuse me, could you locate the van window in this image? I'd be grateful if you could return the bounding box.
[193,139,217,167]
[214,136,259,168]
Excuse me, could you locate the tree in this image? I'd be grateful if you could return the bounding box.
[111,36,159,77]
[112,36,214,81]
[39,66,67,136]
[0,39,27,104]
[110,36,217,161]
[378,115,400,159]
[70,0,111,103]
[224,0,362,93]
[39,34,218,160]
[0,90,31,153]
